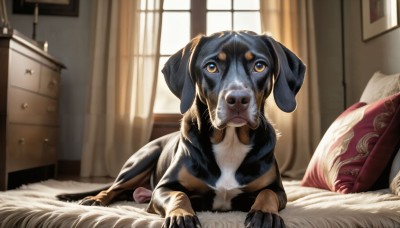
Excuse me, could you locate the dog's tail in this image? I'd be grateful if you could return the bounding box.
[56,184,112,202]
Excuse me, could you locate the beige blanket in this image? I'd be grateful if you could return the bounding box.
[0,180,399,228]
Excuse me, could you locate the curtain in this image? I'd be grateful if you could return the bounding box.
[260,0,321,179]
[81,0,163,177]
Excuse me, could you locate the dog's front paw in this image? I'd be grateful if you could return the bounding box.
[245,210,285,228]
[162,210,201,228]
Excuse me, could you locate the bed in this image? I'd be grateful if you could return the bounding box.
[0,71,399,228]
[0,179,399,228]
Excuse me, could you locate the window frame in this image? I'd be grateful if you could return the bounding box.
[154,0,261,116]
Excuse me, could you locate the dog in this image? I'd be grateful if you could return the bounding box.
[58,30,305,228]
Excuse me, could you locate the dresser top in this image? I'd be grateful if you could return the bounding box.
[0,28,65,68]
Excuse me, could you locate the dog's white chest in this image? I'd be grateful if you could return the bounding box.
[211,127,252,210]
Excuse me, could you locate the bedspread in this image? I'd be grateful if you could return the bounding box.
[0,180,399,228]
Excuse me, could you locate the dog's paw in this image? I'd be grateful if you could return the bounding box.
[78,197,103,206]
[245,210,285,228]
[162,214,201,228]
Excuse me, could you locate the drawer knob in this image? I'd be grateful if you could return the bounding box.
[18,138,26,145]
[44,138,49,143]
[48,79,58,88]
[25,69,35,75]
[21,103,29,109]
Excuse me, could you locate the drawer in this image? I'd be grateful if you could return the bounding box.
[9,51,40,92]
[8,88,58,126]
[6,124,58,172]
[39,66,60,98]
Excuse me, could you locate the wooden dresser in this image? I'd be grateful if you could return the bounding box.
[0,29,65,190]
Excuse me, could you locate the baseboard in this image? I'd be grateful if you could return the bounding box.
[57,160,81,176]
[57,116,180,177]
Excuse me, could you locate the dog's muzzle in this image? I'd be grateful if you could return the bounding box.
[215,86,258,129]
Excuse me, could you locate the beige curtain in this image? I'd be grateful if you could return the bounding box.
[261,0,321,179]
[81,0,163,177]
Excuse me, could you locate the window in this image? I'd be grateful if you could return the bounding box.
[206,0,261,35]
[153,0,261,113]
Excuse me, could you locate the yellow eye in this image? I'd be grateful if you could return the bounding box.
[254,62,266,73]
[206,63,218,73]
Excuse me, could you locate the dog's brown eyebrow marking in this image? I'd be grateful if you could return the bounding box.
[245,51,254,61]
[218,52,227,61]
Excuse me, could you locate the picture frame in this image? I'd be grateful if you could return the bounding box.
[361,0,399,41]
[12,0,79,17]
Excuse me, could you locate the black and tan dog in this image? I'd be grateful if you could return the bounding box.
[58,31,305,228]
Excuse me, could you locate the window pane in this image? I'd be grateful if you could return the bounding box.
[233,0,259,10]
[233,12,261,33]
[207,0,232,10]
[140,0,162,10]
[160,12,190,55]
[163,0,190,10]
[138,12,159,55]
[154,57,181,113]
[207,12,232,35]
[140,0,146,10]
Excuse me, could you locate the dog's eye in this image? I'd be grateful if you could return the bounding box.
[206,63,218,73]
[254,62,266,73]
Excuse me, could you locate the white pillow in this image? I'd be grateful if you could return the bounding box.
[360,71,400,103]
[390,149,400,181]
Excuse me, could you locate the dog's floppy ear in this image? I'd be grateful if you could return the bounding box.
[262,35,306,113]
[162,35,203,114]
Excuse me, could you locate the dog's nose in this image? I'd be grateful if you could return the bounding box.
[225,90,250,111]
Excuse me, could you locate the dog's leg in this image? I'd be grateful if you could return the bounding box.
[245,188,286,228]
[57,185,111,202]
[79,167,153,206]
[148,187,201,228]
[74,133,180,206]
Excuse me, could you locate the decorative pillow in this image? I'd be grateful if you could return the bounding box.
[302,92,400,193]
[360,71,400,104]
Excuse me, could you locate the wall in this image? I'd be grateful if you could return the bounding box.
[5,0,400,161]
[6,0,92,160]
[314,0,400,133]
[313,0,345,133]
[344,0,400,105]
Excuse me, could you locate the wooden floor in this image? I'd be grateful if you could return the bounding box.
[56,175,114,184]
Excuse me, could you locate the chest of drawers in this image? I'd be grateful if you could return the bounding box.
[0,29,65,190]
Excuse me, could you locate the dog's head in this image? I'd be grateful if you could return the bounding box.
[162,31,305,129]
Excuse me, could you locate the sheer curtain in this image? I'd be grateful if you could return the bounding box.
[261,0,321,178]
[81,0,163,177]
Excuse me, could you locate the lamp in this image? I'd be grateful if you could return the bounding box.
[0,0,10,29]
[25,0,69,40]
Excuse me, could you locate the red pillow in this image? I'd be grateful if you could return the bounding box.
[302,93,400,193]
